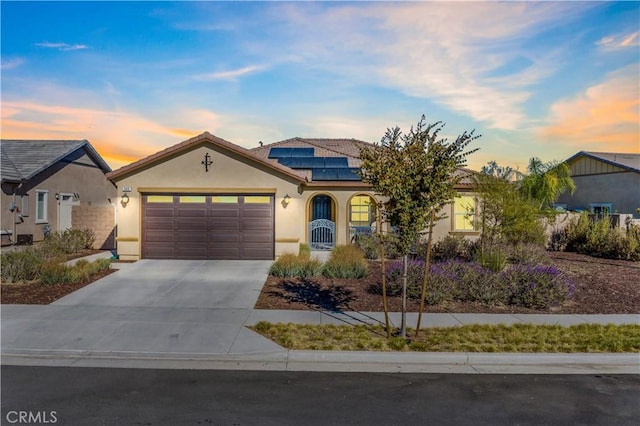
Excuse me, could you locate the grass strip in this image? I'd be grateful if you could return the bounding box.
[250,322,640,353]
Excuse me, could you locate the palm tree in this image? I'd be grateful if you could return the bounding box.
[520,157,576,209]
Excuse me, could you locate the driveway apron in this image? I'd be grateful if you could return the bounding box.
[1,260,285,358]
[52,260,272,309]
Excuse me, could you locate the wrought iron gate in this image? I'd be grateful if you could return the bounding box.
[309,219,335,250]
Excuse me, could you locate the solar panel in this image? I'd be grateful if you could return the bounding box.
[311,168,361,181]
[278,156,349,169]
[337,168,361,180]
[268,147,314,158]
[311,168,338,180]
[323,157,349,168]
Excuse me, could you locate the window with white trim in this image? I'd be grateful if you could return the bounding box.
[453,195,477,231]
[36,190,48,223]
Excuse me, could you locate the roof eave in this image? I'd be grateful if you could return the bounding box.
[106,132,307,184]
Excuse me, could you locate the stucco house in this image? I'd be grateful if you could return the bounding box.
[556,151,640,219]
[106,132,479,261]
[1,140,116,248]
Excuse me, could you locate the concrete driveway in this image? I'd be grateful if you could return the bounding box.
[53,260,272,309]
[1,260,287,361]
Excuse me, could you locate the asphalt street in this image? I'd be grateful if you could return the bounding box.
[1,366,638,426]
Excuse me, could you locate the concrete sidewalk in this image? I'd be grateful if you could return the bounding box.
[2,305,638,374]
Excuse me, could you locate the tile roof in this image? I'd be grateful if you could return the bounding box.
[566,151,640,173]
[1,139,111,183]
[251,137,374,168]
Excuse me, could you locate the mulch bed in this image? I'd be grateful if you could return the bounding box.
[2,251,638,313]
[1,269,116,305]
[255,252,640,314]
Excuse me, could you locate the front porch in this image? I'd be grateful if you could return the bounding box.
[306,193,376,251]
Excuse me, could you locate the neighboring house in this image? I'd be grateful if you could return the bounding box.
[556,151,640,219]
[1,140,117,248]
[106,132,479,261]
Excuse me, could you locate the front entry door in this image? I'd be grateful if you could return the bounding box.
[309,195,335,250]
[312,195,332,220]
[57,193,74,231]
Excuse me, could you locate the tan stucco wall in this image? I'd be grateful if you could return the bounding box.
[112,143,303,260]
[111,141,479,260]
[1,151,116,245]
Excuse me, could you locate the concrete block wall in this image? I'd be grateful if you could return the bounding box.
[72,204,116,250]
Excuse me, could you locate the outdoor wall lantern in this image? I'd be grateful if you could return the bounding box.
[121,186,132,208]
[283,194,291,208]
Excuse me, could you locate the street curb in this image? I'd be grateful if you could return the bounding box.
[2,349,638,374]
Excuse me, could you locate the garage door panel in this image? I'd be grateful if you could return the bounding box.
[209,233,241,243]
[145,208,175,218]
[209,245,241,259]
[243,221,273,231]
[175,220,207,231]
[177,208,207,218]
[143,244,174,258]
[209,220,241,231]
[242,247,274,259]
[243,207,272,216]
[145,218,174,228]
[209,209,240,218]
[175,232,208,242]
[143,193,274,260]
[243,232,273,243]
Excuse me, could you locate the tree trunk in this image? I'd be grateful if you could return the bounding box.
[378,212,391,338]
[416,210,436,337]
[400,254,408,338]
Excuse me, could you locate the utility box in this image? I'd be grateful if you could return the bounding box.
[17,234,33,245]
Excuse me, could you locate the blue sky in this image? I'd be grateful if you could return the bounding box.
[2,1,638,171]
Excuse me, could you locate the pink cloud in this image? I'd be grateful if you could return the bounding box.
[539,64,640,153]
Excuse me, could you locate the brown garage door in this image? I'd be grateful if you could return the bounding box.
[142,194,274,260]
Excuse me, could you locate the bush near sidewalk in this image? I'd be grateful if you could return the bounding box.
[322,245,369,279]
[375,258,573,310]
[552,213,640,261]
[270,245,369,279]
[269,253,323,278]
[1,229,104,284]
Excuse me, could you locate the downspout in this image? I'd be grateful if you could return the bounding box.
[12,183,23,245]
[12,191,17,245]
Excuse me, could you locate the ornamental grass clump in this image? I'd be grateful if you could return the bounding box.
[501,264,574,309]
[323,245,369,279]
[0,248,47,283]
[269,253,323,278]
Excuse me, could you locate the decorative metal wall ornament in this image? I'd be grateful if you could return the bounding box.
[201,152,213,172]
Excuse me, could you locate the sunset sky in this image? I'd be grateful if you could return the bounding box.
[1,1,638,172]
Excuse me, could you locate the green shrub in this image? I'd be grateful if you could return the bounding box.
[0,248,47,283]
[382,259,424,298]
[380,259,457,305]
[508,242,550,265]
[323,245,369,279]
[355,233,380,260]
[42,228,96,255]
[270,253,323,278]
[560,214,640,260]
[501,265,574,309]
[429,235,473,261]
[355,233,402,260]
[41,262,76,285]
[475,247,508,272]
